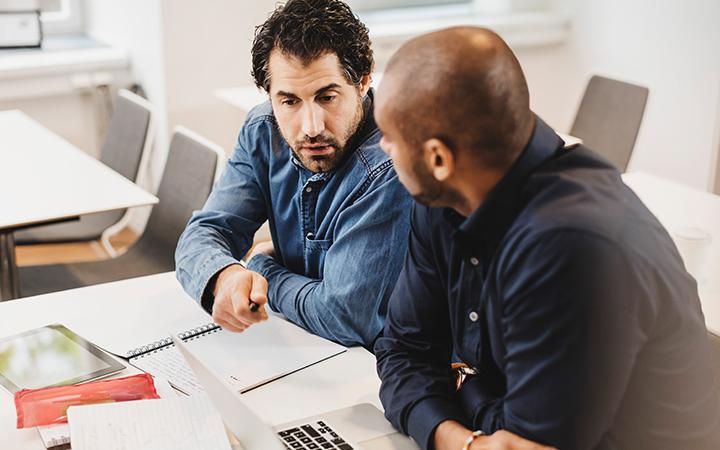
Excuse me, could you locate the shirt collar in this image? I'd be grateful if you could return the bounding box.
[446,115,565,259]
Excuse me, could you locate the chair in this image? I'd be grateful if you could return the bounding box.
[570,75,649,172]
[17,127,225,298]
[709,332,720,384]
[15,89,154,252]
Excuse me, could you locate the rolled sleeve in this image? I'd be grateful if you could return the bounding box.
[175,124,268,309]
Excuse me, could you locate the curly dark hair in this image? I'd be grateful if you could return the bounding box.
[251,0,374,92]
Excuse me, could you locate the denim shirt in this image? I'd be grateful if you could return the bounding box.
[175,90,412,347]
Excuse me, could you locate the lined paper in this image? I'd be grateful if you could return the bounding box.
[131,346,207,394]
[68,395,231,450]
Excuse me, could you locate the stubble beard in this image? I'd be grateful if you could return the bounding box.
[286,97,365,173]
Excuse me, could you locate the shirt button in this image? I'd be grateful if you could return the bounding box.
[306,232,314,239]
[469,311,479,322]
[305,186,313,193]
[469,257,479,266]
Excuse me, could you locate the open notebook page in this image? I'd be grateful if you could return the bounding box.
[68,395,231,450]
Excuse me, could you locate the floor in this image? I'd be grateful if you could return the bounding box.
[16,228,137,267]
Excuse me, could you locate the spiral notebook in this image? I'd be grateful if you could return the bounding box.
[123,315,346,395]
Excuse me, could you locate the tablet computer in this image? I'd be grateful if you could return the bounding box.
[0,324,125,393]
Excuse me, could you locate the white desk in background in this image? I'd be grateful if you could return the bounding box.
[0,272,381,450]
[0,110,158,300]
[623,171,720,335]
[215,85,269,113]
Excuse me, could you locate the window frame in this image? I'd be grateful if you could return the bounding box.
[40,0,84,35]
[349,0,469,12]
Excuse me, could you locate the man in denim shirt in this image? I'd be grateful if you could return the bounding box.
[175,0,411,347]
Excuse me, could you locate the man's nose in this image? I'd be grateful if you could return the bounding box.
[301,104,325,138]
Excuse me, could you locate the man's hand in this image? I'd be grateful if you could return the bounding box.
[212,264,269,332]
[248,240,275,261]
[470,430,555,450]
[434,421,555,450]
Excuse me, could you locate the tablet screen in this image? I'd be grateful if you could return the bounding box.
[0,324,125,393]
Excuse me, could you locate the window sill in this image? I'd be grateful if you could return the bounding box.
[0,35,130,101]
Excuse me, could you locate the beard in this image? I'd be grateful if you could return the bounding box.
[285,97,365,173]
[407,153,464,209]
[408,155,443,205]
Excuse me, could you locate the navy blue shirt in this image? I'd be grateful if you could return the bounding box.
[375,117,720,449]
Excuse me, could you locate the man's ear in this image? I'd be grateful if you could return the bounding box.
[422,138,455,182]
[358,74,372,96]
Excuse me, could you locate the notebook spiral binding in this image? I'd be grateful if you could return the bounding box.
[125,322,221,358]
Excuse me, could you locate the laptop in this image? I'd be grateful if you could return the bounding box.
[171,335,419,450]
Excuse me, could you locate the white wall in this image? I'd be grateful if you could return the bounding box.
[85,0,167,187]
[160,0,271,153]
[713,80,720,194]
[516,0,720,190]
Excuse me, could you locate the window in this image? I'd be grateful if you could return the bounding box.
[350,0,466,11]
[39,0,84,34]
[350,0,555,14]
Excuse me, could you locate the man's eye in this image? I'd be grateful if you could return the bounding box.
[319,95,335,103]
[282,99,298,106]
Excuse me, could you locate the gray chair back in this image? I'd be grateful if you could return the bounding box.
[570,75,649,172]
[709,332,720,384]
[100,89,152,181]
[124,129,222,270]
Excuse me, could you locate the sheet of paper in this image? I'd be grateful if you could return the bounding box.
[130,315,346,395]
[68,395,231,450]
[131,347,206,395]
[37,424,70,449]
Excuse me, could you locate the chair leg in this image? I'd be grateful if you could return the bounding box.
[0,232,20,301]
[100,208,141,258]
[0,233,9,300]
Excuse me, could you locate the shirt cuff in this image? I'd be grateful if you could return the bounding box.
[406,396,468,450]
[458,376,502,430]
[196,254,242,312]
[246,253,276,277]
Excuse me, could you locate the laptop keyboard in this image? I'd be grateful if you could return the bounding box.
[277,420,354,450]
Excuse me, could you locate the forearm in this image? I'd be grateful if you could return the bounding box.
[247,254,381,346]
[175,224,250,302]
[434,420,473,450]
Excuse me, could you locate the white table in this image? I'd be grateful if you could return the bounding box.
[215,86,269,113]
[0,272,382,450]
[623,172,720,334]
[0,110,158,300]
